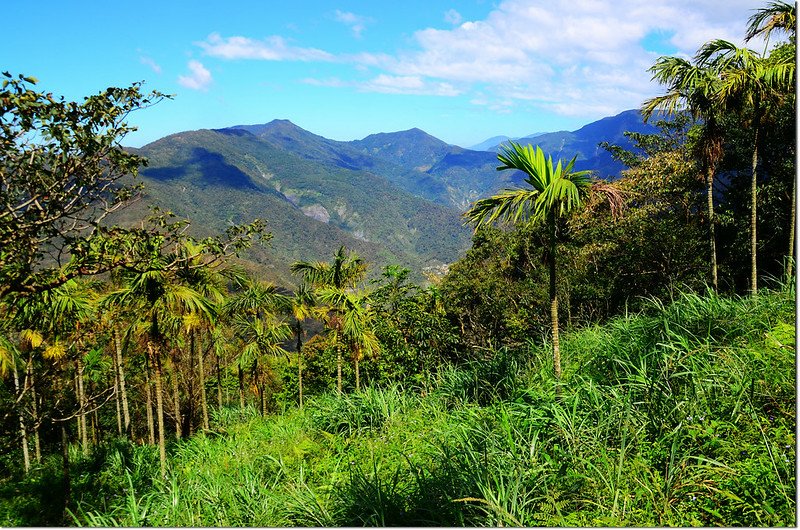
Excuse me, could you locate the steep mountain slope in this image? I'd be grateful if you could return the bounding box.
[132,128,472,285]
[227,120,520,210]
[349,129,526,209]
[123,110,660,285]
[477,109,659,178]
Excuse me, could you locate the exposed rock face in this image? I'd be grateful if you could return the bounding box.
[301,204,331,223]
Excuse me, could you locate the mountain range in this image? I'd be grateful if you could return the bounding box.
[125,109,657,286]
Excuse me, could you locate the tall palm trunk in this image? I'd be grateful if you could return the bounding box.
[26,358,41,463]
[750,106,762,295]
[788,176,796,280]
[216,352,223,410]
[355,356,360,392]
[60,423,71,524]
[548,213,562,379]
[147,341,167,477]
[170,349,182,439]
[195,330,209,431]
[295,322,303,408]
[12,360,30,473]
[336,345,343,393]
[112,327,131,439]
[75,355,89,456]
[706,164,719,291]
[238,364,246,410]
[144,353,155,445]
[113,362,122,436]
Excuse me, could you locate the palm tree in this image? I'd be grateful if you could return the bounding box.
[223,279,290,410]
[174,240,243,431]
[696,37,795,293]
[642,55,724,291]
[16,280,93,456]
[744,0,797,280]
[231,313,291,416]
[315,287,379,391]
[289,282,315,407]
[291,246,367,392]
[464,142,593,379]
[745,1,796,44]
[104,266,213,477]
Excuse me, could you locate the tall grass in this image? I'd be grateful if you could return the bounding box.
[4,287,794,527]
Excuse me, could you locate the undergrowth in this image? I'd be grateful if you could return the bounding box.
[1,287,794,526]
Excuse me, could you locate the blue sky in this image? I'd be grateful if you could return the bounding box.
[4,0,769,148]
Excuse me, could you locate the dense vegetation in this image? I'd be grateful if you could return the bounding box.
[2,288,794,526]
[0,3,796,527]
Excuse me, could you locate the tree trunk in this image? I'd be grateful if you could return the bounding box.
[195,330,209,431]
[706,164,718,291]
[216,352,223,410]
[113,327,131,439]
[26,359,41,463]
[238,365,245,410]
[144,353,155,445]
[355,354,360,392]
[170,350,182,440]
[337,345,343,393]
[788,175,796,280]
[76,356,89,456]
[147,342,167,478]
[549,213,561,379]
[750,107,761,295]
[61,423,71,524]
[12,360,31,473]
[113,361,122,436]
[73,371,82,448]
[297,325,304,408]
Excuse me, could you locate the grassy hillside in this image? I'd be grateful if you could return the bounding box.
[4,287,793,526]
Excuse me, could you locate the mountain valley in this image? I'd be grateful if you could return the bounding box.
[127,109,657,286]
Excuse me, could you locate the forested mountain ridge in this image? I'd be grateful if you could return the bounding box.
[129,127,472,285]
[476,109,660,177]
[128,109,658,285]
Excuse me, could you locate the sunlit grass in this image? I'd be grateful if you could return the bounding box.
[5,286,794,527]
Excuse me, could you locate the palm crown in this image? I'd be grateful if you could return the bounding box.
[465,142,593,230]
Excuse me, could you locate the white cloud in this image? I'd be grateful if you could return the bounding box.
[444,9,462,25]
[178,60,212,91]
[303,74,461,96]
[195,0,766,117]
[370,0,763,117]
[334,10,371,38]
[198,32,335,62]
[139,55,162,74]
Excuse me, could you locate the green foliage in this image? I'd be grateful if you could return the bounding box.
[0,73,164,299]
[3,287,791,527]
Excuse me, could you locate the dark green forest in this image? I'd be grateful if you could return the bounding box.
[0,3,796,527]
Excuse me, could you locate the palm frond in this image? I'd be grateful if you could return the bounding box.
[745,0,796,42]
[463,188,541,230]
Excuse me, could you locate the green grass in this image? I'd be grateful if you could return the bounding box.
[2,287,794,526]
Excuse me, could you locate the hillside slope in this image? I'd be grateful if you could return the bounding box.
[131,128,471,285]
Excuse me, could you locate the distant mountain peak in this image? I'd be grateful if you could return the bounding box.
[227,119,306,137]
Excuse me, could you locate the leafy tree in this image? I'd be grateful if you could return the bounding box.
[291,246,367,392]
[223,279,289,409]
[0,74,165,299]
[642,54,725,291]
[464,143,595,379]
[695,37,795,293]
